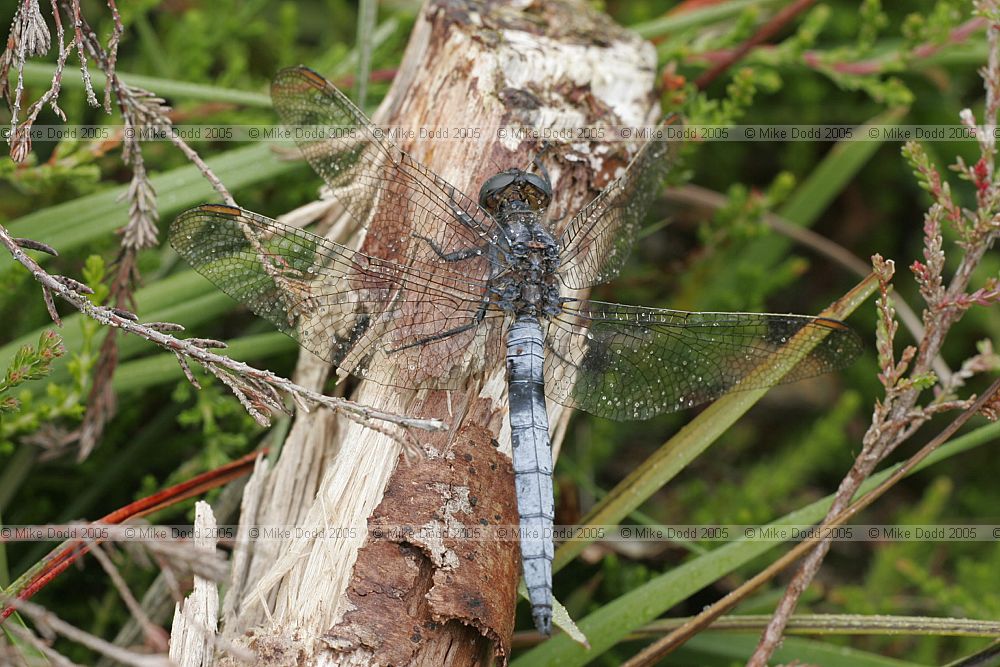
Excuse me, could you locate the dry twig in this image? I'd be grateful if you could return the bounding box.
[746,3,1000,663]
[1,595,173,667]
[2,0,240,457]
[0,225,447,435]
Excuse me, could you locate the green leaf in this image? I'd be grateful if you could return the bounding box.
[2,143,304,262]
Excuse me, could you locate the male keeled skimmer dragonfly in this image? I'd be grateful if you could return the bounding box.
[169,67,862,636]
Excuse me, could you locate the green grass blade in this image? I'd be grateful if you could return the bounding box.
[3,143,303,260]
[677,633,925,666]
[691,109,905,311]
[0,269,223,369]
[552,273,878,574]
[17,62,271,106]
[778,108,909,227]
[632,0,785,38]
[112,332,295,393]
[515,420,1000,666]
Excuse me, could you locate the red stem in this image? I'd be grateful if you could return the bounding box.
[695,0,817,90]
[1,449,264,621]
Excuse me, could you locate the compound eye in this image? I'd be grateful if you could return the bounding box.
[478,188,496,209]
[479,171,519,210]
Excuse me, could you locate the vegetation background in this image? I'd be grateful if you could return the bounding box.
[1,0,998,665]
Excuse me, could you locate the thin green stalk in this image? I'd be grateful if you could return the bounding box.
[132,13,174,79]
[553,273,877,574]
[0,508,8,588]
[355,0,378,108]
[632,0,786,38]
[637,614,1000,638]
[0,447,36,515]
[17,62,271,107]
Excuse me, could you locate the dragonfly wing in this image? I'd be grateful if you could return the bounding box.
[543,300,862,421]
[556,116,680,290]
[270,66,500,264]
[169,205,500,390]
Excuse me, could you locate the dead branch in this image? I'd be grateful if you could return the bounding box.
[0,224,446,434]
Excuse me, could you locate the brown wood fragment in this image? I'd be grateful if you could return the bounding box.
[326,420,519,654]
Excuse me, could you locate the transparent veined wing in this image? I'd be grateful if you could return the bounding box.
[271,66,501,265]
[556,116,681,290]
[169,205,503,390]
[543,300,862,421]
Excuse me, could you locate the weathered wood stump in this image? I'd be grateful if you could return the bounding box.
[191,1,659,665]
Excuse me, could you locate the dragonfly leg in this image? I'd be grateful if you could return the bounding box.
[532,142,552,189]
[412,233,485,262]
[389,298,489,352]
[447,186,482,231]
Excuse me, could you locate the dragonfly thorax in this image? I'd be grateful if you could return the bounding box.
[489,212,563,318]
[478,167,563,318]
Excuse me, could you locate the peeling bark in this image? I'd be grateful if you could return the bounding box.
[322,419,520,661]
[211,1,658,665]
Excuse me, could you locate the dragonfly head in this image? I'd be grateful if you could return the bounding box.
[478,169,552,214]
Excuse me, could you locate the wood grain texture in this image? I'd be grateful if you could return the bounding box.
[170,502,220,667]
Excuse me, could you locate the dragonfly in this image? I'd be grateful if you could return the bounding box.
[169,66,862,636]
